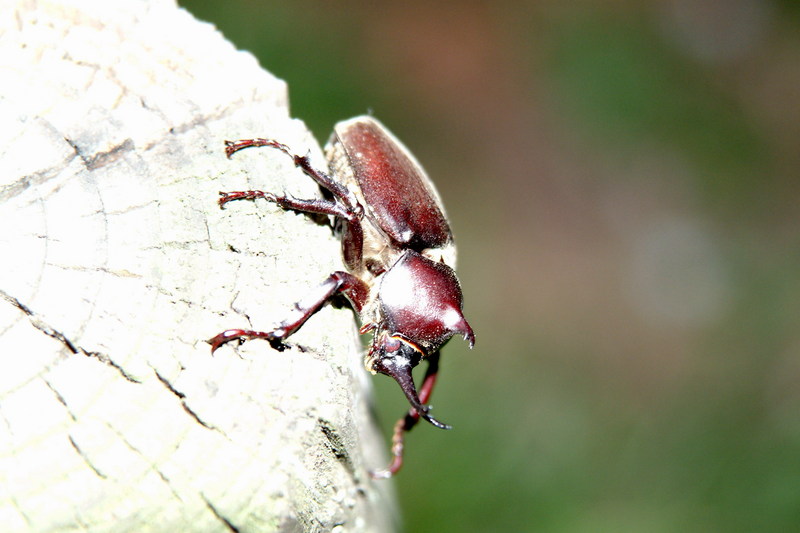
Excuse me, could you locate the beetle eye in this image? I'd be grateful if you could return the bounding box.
[383,336,403,353]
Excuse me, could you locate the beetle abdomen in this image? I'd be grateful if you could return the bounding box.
[333,117,452,252]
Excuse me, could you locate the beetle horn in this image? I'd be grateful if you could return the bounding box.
[453,316,475,349]
[371,347,451,430]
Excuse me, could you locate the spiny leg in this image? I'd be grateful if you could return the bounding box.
[221,139,365,267]
[224,139,362,216]
[371,351,443,479]
[208,271,369,353]
[218,190,351,219]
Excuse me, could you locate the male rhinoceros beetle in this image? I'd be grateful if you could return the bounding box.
[208,116,474,478]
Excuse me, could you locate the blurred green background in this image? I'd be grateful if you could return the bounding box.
[180,1,800,531]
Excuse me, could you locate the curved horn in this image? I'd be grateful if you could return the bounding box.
[371,347,451,430]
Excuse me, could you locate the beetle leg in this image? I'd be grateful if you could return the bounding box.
[208,271,369,353]
[218,190,352,219]
[224,139,363,217]
[371,351,442,479]
[222,139,366,270]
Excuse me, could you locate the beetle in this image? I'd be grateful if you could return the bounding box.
[208,116,474,478]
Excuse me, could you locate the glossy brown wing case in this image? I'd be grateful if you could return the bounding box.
[333,118,453,252]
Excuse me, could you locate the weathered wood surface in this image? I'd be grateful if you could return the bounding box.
[0,1,397,531]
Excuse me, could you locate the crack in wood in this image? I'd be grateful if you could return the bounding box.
[64,137,136,171]
[68,435,107,479]
[0,289,141,383]
[82,349,141,383]
[318,418,356,477]
[42,378,77,422]
[152,368,225,435]
[105,422,185,503]
[201,494,242,533]
[0,132,80,203]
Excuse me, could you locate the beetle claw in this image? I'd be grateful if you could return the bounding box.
[421,409,452,430]
[207,329,243,354]
[207,329,285,354]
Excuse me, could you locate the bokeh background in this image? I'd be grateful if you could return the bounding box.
[179,1,800,531]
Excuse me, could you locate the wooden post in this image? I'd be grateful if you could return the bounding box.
[0,1,397,531]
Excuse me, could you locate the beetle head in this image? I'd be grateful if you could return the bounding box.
[368,333,451,429]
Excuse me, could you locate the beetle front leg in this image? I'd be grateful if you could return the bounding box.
[220,139,367,269]
[224,139,362,218]
[371,351,443,479]
[208,271,369,353]
[218,190,352,220]
[218,189,365,270]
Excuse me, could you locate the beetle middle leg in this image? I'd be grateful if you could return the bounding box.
[371,351,443,479]
[208,271,368,353]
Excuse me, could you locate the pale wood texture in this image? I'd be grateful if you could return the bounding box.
[0,1,397,531]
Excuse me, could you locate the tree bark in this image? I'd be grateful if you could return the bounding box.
[0,1,397,531]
